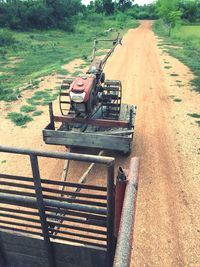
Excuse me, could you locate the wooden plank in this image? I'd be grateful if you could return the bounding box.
[44,130,131,152]
[53,116,129,128]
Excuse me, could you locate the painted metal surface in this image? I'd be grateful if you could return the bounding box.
[113,157,139,267]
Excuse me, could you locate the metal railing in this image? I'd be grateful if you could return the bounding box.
[0,146,115,267]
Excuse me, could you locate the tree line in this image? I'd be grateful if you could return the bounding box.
[156,0,200,35]
[0,0,199,32]
[0,0,83,31]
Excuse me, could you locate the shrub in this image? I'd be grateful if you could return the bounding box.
[0,30,16,46]
[7,112,33,126]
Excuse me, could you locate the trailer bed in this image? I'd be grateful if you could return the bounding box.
[43,104,136,154]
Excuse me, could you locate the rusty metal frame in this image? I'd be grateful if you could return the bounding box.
[0,146,115,267]
[53,115,130,128]
[113,157,139,267]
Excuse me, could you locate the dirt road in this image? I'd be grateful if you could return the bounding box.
[104,21,200,266]
[1,21,200,266]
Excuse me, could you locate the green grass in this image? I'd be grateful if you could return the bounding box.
[33,110,43,116]
[164,66,172,69]
[27,90,59,106]
[170,73,179,77]
[0,14,139,102]
[7,112,33,126]
[20,105,36,113]
[188,114,200,127]
[173,98,182,102]
[153,21,200,93]
[195,121,200,127]
[188,113,200,119]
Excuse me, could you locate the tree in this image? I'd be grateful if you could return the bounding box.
[179,0,199,22]
[118,0,133,11]
[156,0,182,35]
[103,0,114,15]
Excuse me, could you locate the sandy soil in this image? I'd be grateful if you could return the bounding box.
[0,21,200,266]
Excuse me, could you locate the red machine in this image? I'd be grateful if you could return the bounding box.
[43,34,136,155]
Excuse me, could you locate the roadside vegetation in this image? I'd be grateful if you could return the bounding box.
[153,0,200,128]
[153,0,200,94]
[1,0,200,127]
[0,3,140,105]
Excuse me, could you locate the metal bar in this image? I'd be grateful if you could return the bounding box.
[107,163,115,267]
[41,179,107,191]
[53,116,129,128]
[48,228,107,242]
[46,207,106,221]
[0,193,107,215]
[49,234,107,249]
[43,194,107,207]
[0,189,35,198]
[0,206,39,217]
[42,187,107,200]
[113,157,140,267]
[0,181,35,190]
[0,225,42,237]
[114,169,127,239]
[0,146,114,165]
[0,173,107,191]
[49,222,107,235]
[30,155,55,267]
[0,212,40,224]
[49,150,105,236]
[0,219,42,230]
[49,102,55,130]
[0,174,33,182]
[47,214,106,227]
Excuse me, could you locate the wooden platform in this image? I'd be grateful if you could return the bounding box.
[43,104,136,154]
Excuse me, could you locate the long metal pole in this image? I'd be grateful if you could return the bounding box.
[106,163,115,267]
[113,157,139,267]
[0,146,114,165]
[30,155,56,267]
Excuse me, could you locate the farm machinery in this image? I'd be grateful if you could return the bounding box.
[0,34,139,267]
[43,34,136,155]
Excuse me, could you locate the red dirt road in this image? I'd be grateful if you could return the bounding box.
[105,21,200,266]
[0,21,200,266]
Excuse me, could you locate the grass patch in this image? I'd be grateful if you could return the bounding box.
[56,69,70,75]
[195,121,200,127]
[72,70,82,76]
[173,98,182,102]
[0,14,139,102]
[153,21,200,93]
[170,73,179,77]
[27,90,59,106]
[164,66,172,69]
[7,112,33,126]
[20,105,36,113]
[188,113,200,119]
[33,110,43,116]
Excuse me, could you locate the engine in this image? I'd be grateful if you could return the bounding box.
[69,76,97,115]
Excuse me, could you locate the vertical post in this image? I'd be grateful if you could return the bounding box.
[30,154,55,267]
[129,108,133,130]
[107,163,115,267]
[49,102,55,130]
[114,168,127,239]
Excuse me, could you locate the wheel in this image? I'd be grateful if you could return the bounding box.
[101,80,122,120]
